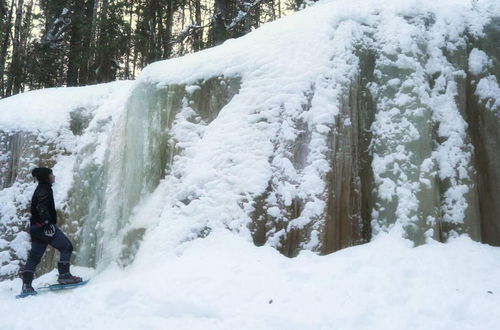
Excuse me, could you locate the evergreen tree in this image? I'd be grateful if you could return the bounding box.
[0,0,295,98]
[0,0,14,97]
[93,0,128,83]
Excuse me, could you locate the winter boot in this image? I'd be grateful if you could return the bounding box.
[21,271,37,296]
[57,262,82,285]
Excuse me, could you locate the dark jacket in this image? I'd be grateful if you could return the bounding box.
[30,182,57,226]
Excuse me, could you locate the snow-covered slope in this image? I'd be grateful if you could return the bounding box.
[1,232,500,329]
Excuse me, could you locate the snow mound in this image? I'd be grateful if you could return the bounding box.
[1,230,500,329]
[0,81,131,134]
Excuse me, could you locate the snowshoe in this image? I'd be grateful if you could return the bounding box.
[57,273,83,285]
[16,284,38,299]
[57,261,82,284]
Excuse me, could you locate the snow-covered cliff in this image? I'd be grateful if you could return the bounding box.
[0,0,499,279]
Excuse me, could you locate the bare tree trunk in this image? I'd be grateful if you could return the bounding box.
[91,0,100,50]
[95,0,114,83]
[148,0,158,62]
[124,0,134,79]
[213,0,229,46]
[86,0,100,83]
[179,5,185,54]
[5,0,23,96]
[132,30,138,78]
[19,0,32,54]
[156,0,165,60]
[17,0,32,93]
[0,0,15,97]
[67,0,85,86]
[193,0,202,51]
[162,0,173,59]
[254,1,260,29]
[78,0,96,85]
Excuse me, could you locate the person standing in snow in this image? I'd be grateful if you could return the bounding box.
[20,167,82,296]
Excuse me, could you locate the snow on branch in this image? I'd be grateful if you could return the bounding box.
[227,0,268,30]
[41,8,71,48]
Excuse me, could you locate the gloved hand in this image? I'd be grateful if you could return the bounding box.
[43,223,56,237]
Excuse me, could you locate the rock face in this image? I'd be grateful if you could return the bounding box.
[249,17,500,257]
[466,18,500,246]
[1,1,499,279]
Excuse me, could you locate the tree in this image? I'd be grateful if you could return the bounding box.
[67,1,86,86]
[0,0,14,97]
[5,0,25,96]
[0,0,294,98]
[211,0,268,46]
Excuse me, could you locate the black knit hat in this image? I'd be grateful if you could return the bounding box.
[32,167,53,182]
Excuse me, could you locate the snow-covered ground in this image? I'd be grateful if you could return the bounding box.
[1,230,500,329]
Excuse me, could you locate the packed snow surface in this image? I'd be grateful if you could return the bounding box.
[1,231,500,329]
